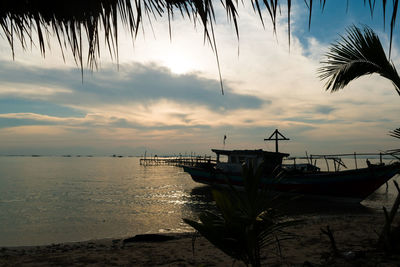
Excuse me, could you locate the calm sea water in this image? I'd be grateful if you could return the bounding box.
[0,156,399,247]
[0,157,213,247]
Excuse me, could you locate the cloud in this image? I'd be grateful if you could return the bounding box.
[0,60,264,111]
[312,105,336,115]
[0,98,85,117]
[0,4,400,155]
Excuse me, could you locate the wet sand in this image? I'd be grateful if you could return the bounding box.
[1,213,399,266]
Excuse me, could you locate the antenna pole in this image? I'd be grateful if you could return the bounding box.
[264,129,290,153]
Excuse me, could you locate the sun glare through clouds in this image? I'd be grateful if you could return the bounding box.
[163,51,196,74]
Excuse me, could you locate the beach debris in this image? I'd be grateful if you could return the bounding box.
[341,250,365,260]
[123,234,175,243]
[320,225,339,256]
[320,225,367,263]
[190,231,201,258]
[379,180,400,252]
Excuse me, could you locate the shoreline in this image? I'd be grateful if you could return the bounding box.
[2,213,400,266]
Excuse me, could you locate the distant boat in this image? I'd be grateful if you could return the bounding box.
[182,148,400,202]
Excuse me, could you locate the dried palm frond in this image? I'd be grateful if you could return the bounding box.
[1,1,399,79]
[1,0,234,92]
[319,25,400,95]
[0,0,206,69]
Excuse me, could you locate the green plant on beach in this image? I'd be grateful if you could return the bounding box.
[183,164,296,267]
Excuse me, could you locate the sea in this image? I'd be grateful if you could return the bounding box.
[0,156,399,247]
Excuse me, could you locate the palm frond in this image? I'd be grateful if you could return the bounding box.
[183,163,298,266]
[389,0,399,57]
[319,25,400,95]
[1,0,233,92]
[386,128,400,155]
[0,0,222,67]
[389,128,400,140]
[1,1,400,83]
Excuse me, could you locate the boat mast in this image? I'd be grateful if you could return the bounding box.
[264,129,290,152]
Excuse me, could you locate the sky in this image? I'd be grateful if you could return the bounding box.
[1,0,400,156]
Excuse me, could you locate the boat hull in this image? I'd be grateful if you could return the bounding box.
[182,163,400,202]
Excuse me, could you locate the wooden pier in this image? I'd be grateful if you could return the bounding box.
[139,155,215,166]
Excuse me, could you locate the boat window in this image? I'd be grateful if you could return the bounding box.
[219,155,228,163]
[230,156,237,163]
[239,156,246,164]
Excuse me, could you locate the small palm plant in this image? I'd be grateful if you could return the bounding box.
[183,164,296,267]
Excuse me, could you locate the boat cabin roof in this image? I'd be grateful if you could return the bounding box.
[211,149,289,158]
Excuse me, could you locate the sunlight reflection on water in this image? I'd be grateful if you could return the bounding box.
[0,157,214,246]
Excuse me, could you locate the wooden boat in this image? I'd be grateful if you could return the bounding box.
[182,148,400,202]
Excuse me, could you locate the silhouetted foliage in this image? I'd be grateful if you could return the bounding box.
[319,25,400,95]
[379,180,400,253]
[388,128,400,154]
[389,128,400,140]
[1,1,399,70]
[183,163,297,266]
[320,25,400,155]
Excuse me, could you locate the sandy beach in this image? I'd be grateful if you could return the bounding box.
[1,213,399,266]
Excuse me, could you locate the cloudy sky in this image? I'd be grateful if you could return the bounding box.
[1,0,400,156]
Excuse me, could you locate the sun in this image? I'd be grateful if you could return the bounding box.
[164,51,195,75]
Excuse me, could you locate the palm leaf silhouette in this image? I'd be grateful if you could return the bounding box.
[389,128,400,140]
[319,25,400,95]
[320,25,400,154]
[387,128,400,155]
[183,163,297,266]
[1,1,399,70]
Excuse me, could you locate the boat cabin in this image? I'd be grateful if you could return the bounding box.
[211,149,289,174]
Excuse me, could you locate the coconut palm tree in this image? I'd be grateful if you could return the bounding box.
[319,25,400,95]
